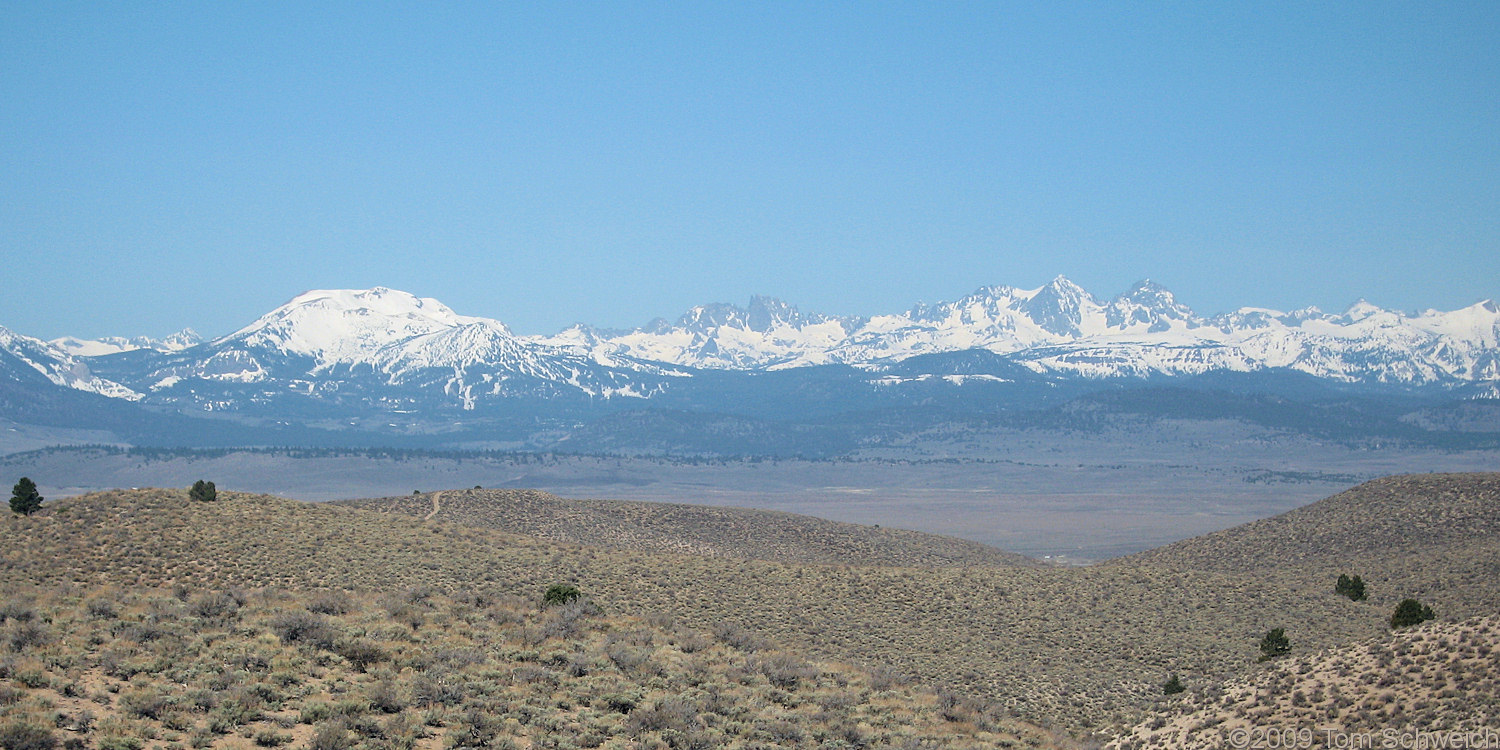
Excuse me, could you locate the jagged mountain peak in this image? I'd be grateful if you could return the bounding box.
[1019,276,1103,337]
[1340,298,1389,324]
[1106,279,1199,332]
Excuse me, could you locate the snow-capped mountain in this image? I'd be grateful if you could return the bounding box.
[550,277,1500,386]
[0,325,142,400]
[50,329,202,358]
[79,287,687,414]
[17,279,1500,425]
[222,288,481,368]
[541,295,862,370]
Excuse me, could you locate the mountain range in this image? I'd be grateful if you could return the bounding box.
[2,278,1497,450]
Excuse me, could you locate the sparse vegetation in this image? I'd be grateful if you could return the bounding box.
[0,583,1051,749]
[0,472,1496,744]
[339,487,1038,568]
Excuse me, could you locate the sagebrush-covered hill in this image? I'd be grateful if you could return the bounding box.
[336,488,1039,568]
[1110,614,1500,749]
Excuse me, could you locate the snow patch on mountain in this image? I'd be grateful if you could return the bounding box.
[0,326,143,400]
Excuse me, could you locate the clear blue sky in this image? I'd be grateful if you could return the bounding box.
[3,2,1497,339]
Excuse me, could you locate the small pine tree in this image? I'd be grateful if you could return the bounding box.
[542,584,581,607]
[1258,628,1290,662]
[1335,573,1367,601]
[189,480,217,503]
[1390,598,1435,629]
[10,477,43,516]
[1162,674,1185,695]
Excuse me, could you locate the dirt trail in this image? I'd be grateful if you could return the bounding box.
[423,490,445,521]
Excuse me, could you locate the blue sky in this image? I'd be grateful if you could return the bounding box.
[3,2,1497,339]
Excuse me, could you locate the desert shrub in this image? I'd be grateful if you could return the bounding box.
[0,601,35,623]
[628,697,697,735]
[1162,674,1186,695]
[0,719,57,750]
[1390,599,1436,629]
[366,680,407,714]
[269,610,338,649]
[444,706,503,748]
[252,729,292,747]
[334,638,388,671]
[605,693,639,714]
[7,620,50,651]
[1258,628,1291,662]
[542,583,581,607]
[308,722,353,750]
[188,592,240,621]
[84,596,119,620]
[307,591,353,615]
[411,674,465,707]
[189,480,217,503]
[119,687,174,720]
[1335,574,1367,601]
[752,652,817,689]
[712,622,768,653]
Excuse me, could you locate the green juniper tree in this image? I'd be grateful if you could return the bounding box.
[1390,599,1435,629]
[1162,674,1185,695]
[1335,574,1367,601]
[1258,628,1290,662]
[10,477,42,516]
[189,479,217,503]
[543,584,581,607]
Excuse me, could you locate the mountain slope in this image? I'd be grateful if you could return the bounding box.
[0,324,140,400]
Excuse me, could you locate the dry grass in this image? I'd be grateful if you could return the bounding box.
[336,488,1039,568]
[1110,614,1500,749]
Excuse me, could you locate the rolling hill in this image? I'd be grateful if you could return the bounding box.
[0,473,1495,743]
[335,488,1040,568]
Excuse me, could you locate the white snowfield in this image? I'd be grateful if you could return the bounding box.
[16,279,1500,403]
